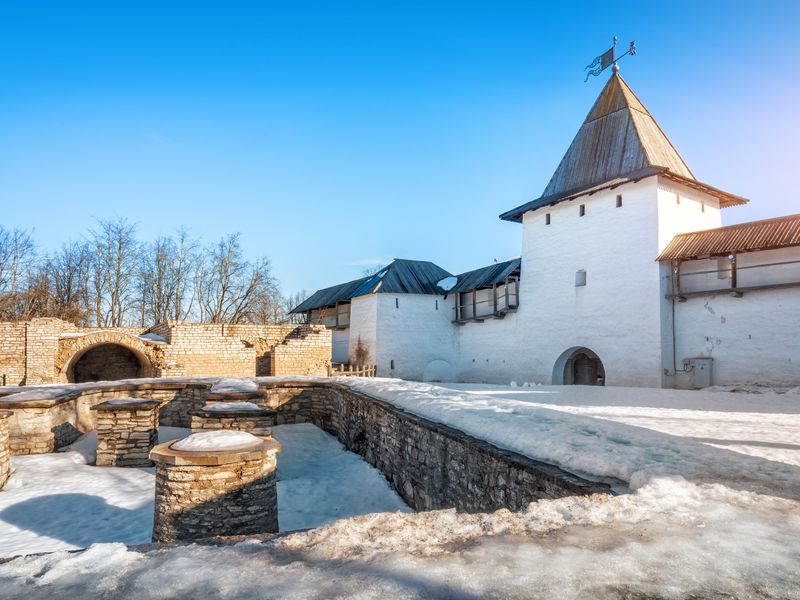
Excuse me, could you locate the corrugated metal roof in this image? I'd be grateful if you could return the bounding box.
[450,258,521,294]
[290,259,453,313]
[657,214,800,261]
[500,73,747,223]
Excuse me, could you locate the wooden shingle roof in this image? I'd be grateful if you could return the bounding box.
[657,214,800,261]
[500,73,746,222]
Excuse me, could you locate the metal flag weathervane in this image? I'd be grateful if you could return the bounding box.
[584,36,636,81]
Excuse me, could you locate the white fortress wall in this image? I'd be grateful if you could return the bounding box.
[517,178,665,387]
[347,295,378,367]
[669,246,800,387]
[373,293,457,380]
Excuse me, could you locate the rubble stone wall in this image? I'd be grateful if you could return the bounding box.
[0,318,331,385]
[0,411,10,489]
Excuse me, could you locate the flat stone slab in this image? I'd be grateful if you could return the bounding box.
[150,437,281,467]
[191,402,277,419]
[91,398,161,411]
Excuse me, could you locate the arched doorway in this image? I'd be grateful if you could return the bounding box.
[552,347,605,386]
[70,343,144,383]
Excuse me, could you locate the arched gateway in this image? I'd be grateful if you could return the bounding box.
[552,347,605,386]
[56,332,159,383]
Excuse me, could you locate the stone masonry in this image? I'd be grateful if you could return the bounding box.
[0,410,10,489]
[91,398,160,467]
[0,318,331,385]
[150,434,280,542]
[190,403,276,436]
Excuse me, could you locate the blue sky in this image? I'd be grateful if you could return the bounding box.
[1,1,798,295]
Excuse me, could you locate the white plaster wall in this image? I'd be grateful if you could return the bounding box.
[347,295,377,366]
[656,180,722,251]
[331,328,350,364]
[512,178,665,387]
[373,293,458,380]
[669,247,800,387]
[455,311,525,383]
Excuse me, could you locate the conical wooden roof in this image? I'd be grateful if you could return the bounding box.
[499,72,746,222]
[542,72,694,198]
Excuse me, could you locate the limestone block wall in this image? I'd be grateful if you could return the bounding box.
[190,405,276,436]
[259,383,613,511]
[92,399,160,467]
[270,326,332,376]
[0,410,10,488]
[0,323,26,385]
[160,323,257,378]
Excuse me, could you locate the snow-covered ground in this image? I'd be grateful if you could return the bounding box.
[1,379,799,598]
[0,423,408,557]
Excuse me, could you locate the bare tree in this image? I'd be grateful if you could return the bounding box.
[44,241,91,325]
[195,234,280,324]
[0,227,36,320]
[88,218,140,327]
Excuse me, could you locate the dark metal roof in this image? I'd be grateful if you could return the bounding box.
[450,258,521,294]
[290,275,373,313]
[291,259,453,313]
[499,73,747,223]
[657,214,800,261]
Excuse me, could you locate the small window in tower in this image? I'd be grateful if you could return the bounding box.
[545,213,551,225]
[616,194,622,208]
[390,359,395,370]
[435,299,439,310]
[701,201,705,213]
[676,193,681,205]
[579,204,586,217]
[395,298,399,308]
[575,270,587,287]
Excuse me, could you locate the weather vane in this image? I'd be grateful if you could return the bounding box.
[584,36,636,82]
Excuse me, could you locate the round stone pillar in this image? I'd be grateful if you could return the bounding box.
[91,398,160,467]
[150,431,280,542]
[0,410,11,489]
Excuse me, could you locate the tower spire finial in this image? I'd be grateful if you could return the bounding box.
[584,37,636,81]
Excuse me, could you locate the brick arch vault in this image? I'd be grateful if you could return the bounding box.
[56,332,163,383]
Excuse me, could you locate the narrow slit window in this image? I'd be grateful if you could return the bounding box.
[545,213,551,225]
[701,201,705,213]
[676,193,681,205]
[435,299,439,310]
[579,204,586,217]
[390,359,395,369]
[395,298,399,308]
[616,194,622,208]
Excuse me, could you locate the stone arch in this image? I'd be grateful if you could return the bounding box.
[56,332,161,383]
[552,347,606,386]
[422,359,455,383]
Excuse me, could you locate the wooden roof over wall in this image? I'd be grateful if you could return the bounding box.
[657,214,800,261]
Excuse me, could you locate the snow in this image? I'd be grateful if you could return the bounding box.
[203,401,261,412]
[0,423,408,557]
[273,423,410,531]
[209,378,260,393]
[0,478,797,599]
[344,379,800,498]
[138,333,166,344]
[171,430,263,452]
[105,397,149,406]
[436,276,457,291]
[0,378,798,597]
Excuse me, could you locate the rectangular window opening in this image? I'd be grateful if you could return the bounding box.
[575,270,587,287]
[616,194,622,208]
[545,213,551,225]
[676,193,681,205]
[435,299,439,310]
[701,201,705,213]
[579,204,586,217]
[395,298,399,308]
[390,359,395,370]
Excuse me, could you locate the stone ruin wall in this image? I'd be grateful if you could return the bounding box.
[0,379,614,512]
[0,318,331,385]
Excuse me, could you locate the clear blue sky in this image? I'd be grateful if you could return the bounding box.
[2,1,798,295]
